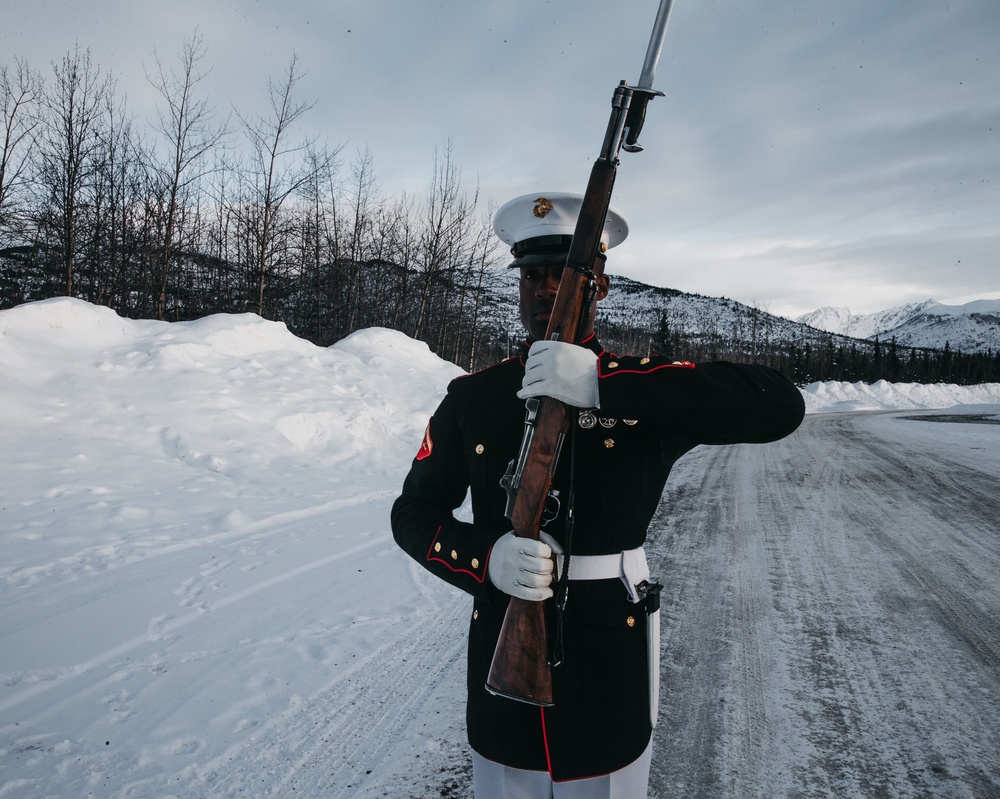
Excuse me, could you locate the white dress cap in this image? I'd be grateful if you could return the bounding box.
[493,192,629,264]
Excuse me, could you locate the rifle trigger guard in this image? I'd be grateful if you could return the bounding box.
[541,489,561,527]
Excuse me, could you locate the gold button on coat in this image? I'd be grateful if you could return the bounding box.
[627,616,636,628]
[604,438,615,449]
[475,444,485,455]
[471,558,480,569]
[451,550,458,560]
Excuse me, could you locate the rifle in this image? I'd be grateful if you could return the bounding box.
[486,0,679,706]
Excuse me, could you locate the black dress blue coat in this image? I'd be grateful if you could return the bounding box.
[391,335,805,781]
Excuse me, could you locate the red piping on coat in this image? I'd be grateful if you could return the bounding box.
[541,707,554,777]
[425,526,487,583]
[599,360,695,379]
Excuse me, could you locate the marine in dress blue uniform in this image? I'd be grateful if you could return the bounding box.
[391,193,805,795]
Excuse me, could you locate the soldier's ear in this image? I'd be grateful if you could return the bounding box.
[595,273,610,302]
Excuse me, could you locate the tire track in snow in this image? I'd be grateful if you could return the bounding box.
[0,530,388,718]
[834,416,1000,673]
[727,475,773,797]
[644,451,730,799]
[644,412,1000,798]
[0,491,395,590]
[192,577,470,798]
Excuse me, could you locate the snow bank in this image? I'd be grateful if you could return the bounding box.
[1,298,463,477]
[800,379,1000,414]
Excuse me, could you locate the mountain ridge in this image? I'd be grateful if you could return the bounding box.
[487,274,999,355]
[796,298,1000,352]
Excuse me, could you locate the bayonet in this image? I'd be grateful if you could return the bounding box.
[624,0,676,152]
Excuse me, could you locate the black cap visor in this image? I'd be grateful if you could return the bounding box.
[508,235,607,269]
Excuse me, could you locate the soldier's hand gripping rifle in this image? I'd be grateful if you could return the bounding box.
[486,0,678,706]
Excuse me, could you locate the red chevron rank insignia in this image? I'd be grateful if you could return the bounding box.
[416,420,433,461]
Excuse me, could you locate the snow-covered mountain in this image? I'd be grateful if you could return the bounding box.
[797,299,1000,353]
[486,274,886,356]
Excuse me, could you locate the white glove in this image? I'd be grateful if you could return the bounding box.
[517,340,600,408]
[488,531,563,601]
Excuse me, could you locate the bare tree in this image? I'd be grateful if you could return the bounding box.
[234,54,325,317]
[89,89,138,308]
[0,56,43,243]
[453,201,504,369]
[340,146,381,333]
[36,45,111,296]
[364,195,411,330]
[413,141,474,344]
[388,192,418,331]
[283,141,343,339]
[148,32,226,319]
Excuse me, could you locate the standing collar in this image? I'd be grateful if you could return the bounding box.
[517,332,605,364]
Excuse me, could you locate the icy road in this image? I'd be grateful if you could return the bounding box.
[643,410,1000,799]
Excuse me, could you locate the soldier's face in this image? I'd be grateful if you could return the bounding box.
[518,264,609,343]
[518,265,562,342]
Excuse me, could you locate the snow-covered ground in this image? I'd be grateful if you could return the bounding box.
[2,298,999,798]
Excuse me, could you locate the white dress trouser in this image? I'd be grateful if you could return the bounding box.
[471,739,653,799]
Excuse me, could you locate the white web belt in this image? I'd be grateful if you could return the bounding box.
[556,546,650,602]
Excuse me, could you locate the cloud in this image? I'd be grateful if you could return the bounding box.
[3,0,998,318]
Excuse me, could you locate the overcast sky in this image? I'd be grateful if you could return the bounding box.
[4,0,998,317]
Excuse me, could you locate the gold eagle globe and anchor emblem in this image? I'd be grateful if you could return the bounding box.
[532,196,555,218]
